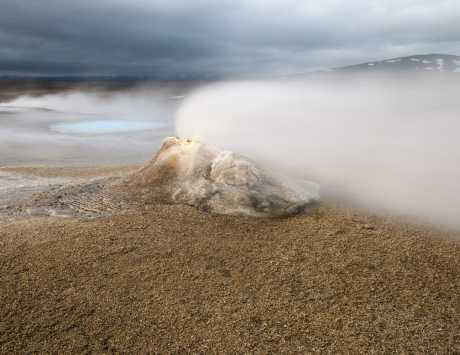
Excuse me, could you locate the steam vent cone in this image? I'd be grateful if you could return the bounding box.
[123,137,319,217]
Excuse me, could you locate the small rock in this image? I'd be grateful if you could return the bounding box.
[361,224,375,230]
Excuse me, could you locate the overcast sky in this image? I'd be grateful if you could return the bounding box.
[1,0,460,78]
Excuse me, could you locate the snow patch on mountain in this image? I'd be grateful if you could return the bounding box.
[336,54,460,73]
[436,58,444,72]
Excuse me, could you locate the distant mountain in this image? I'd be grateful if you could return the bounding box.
[335,54,460,73]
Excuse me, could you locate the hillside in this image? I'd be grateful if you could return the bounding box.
[336,54,460,73]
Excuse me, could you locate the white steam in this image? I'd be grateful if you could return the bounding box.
[176,75,460,228]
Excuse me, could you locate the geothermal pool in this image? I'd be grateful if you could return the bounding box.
[0,102,175,166]
[50,120,166,135]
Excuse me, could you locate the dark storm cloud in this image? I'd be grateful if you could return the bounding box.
[1,0,460,78]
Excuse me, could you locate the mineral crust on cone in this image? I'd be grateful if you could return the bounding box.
[125,137,319,217]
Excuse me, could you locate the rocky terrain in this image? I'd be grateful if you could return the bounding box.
[0,156,460,353]
[1,196,460,354]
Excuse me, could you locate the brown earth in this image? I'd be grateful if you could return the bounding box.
[1,178,460,354]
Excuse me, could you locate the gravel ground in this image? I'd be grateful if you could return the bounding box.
[1,195,460,353]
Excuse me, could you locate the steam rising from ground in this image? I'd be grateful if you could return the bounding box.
[2,77,460,228]
[176,75,460,229]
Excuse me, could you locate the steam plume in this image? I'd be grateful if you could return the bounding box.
[176,74,460,229]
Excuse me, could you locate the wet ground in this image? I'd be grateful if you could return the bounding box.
[0,166,138,222]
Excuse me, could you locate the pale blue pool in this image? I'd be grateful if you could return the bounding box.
[50,120,165,135]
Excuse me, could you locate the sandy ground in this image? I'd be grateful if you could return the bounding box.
[1,166,460,354]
